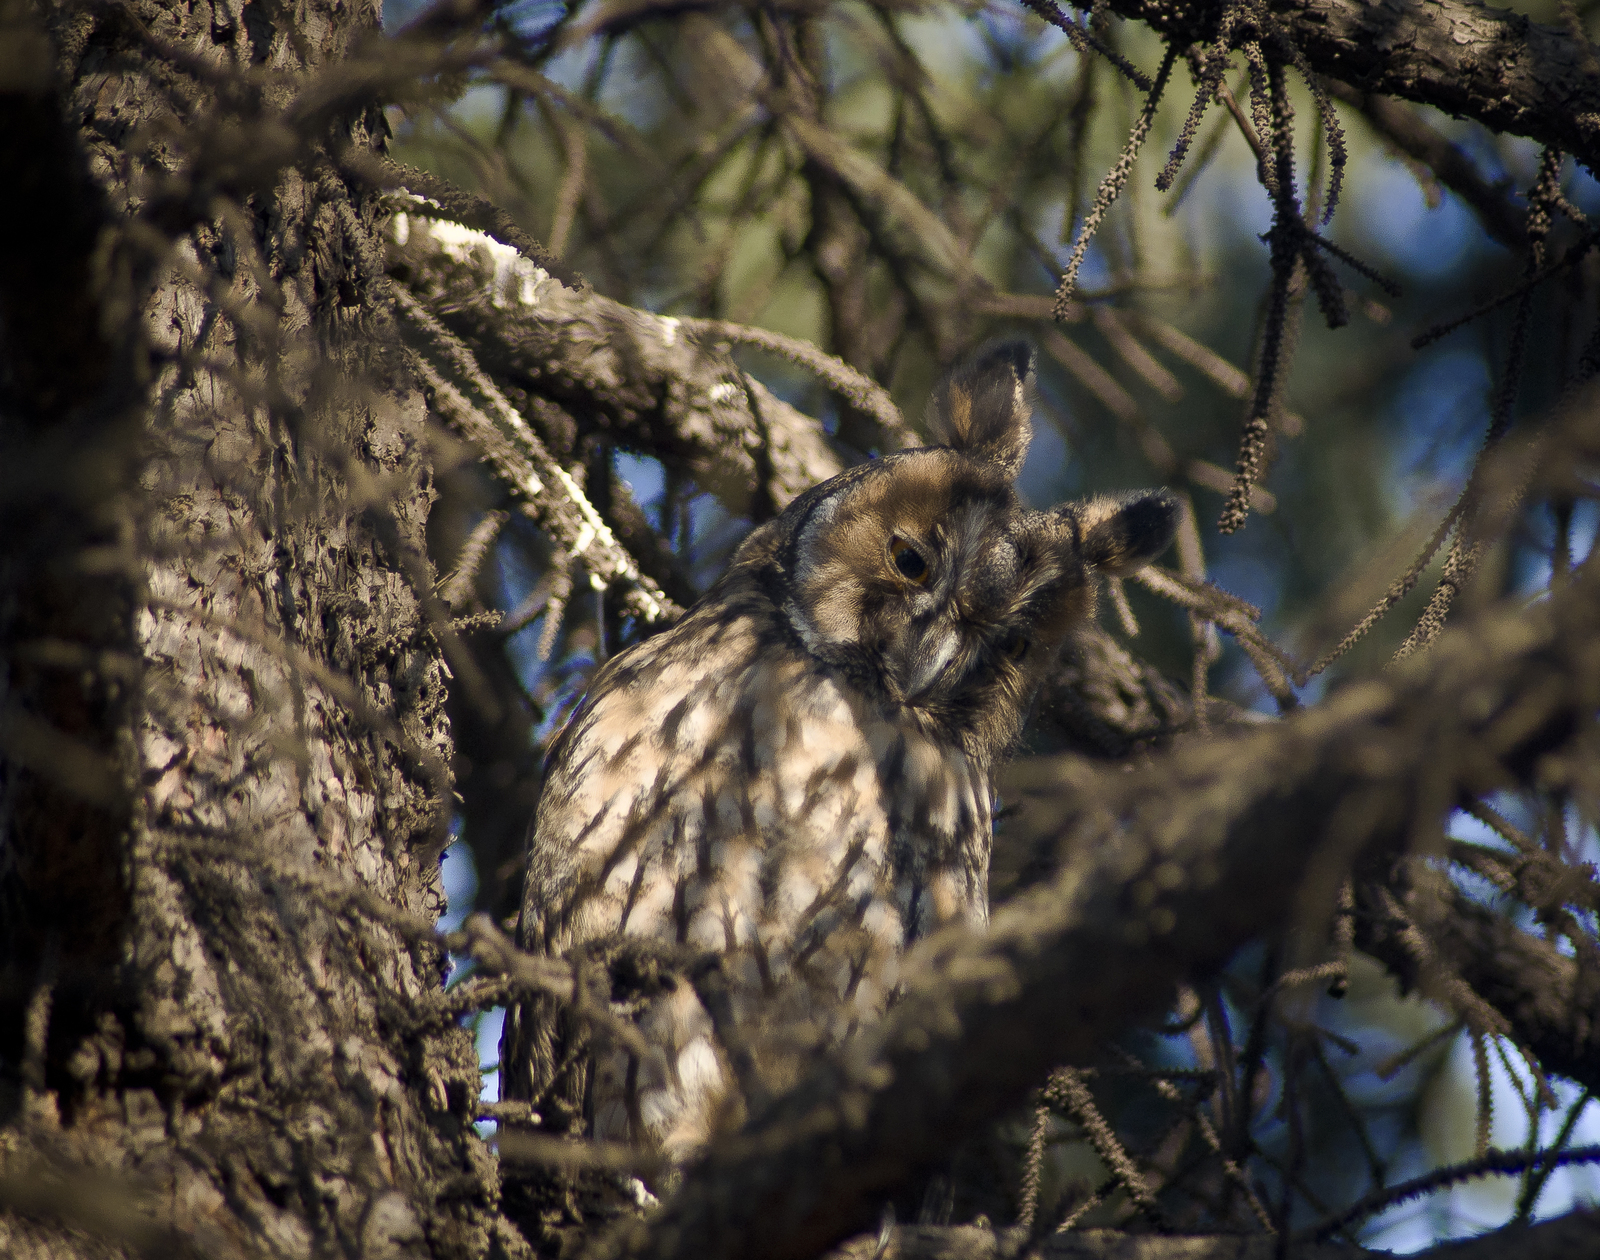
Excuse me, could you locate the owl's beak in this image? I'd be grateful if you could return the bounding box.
[903,623,963,703]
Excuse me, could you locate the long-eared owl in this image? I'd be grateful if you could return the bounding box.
[501,341,1179,1167]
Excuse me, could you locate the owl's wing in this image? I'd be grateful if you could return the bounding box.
[507,566,993,1157]
[508,595,793,1150]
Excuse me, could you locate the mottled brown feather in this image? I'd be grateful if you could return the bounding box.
[502,342,1178,1174]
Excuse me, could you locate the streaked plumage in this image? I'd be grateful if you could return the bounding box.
[502,341,1178,1166]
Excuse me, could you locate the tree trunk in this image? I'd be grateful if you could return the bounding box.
[1,1,508,1256]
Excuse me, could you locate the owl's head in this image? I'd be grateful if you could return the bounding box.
[757,341,1178,758]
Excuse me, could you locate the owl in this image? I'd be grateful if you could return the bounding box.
[500,341,1178,1173]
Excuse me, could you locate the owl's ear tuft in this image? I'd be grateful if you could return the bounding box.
[926,340,1035,478]
[1073,490,1181,575]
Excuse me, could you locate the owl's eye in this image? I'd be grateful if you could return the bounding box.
[1000,632,1030,662]
[889,537,930,585]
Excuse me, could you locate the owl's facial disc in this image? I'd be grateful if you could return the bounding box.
[887,524,1055,707]
[780,452,968,654]
[776,450,1071,715]
[761,338,1179,753]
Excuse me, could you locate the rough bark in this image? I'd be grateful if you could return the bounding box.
[0,0,122,420]
[1106,0,1600,173]
[0,0,146,1111]
[1,1,510,1257]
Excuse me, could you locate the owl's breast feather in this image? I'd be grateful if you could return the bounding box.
[538,591,988,946]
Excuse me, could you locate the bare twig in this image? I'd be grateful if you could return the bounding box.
[1304,1145,1600,1241]
[1045,1068,1171,1229]
[1055,47,1179,317]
